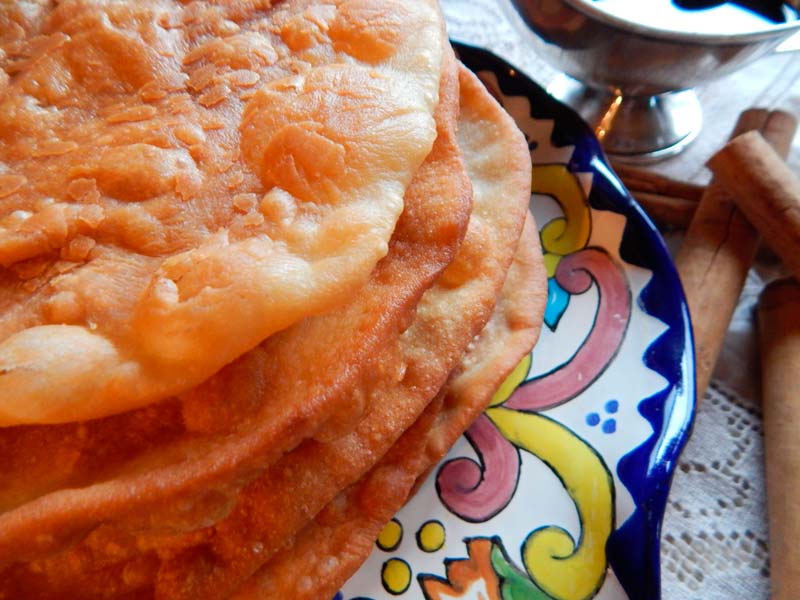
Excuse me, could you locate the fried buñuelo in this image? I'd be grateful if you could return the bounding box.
[0,0,446,424]
[0,41,469,574]
[0,57,540,599]
[234,211,547,599]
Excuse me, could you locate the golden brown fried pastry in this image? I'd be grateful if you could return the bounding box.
[0,0,445,424]
[0,58,536,599]
[142,61,536,600]
[233,212,547,600]
[235,390,448,600]
[0,44,468,571]
[416,213,547,486]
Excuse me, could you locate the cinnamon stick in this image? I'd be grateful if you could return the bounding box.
[612,162,705,203]
[613,163,704,228]
[708,130,800,281]
[757,278,800,600]
[631,190,699,229]
[674,109,798,403]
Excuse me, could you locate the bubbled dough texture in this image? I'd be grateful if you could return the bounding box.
[0,44,469,588]
[236,214,548,600]
[153,63,538,599]
[0,58,536,599]
[234,68,547,599]
[0,0,444,424]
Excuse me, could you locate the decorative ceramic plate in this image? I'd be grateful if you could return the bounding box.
[339,43,696,600]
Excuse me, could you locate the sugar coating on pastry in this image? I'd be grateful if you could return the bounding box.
[0,0,444,424]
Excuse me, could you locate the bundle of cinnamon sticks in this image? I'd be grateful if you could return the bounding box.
[704,115,800,600]
[627,108,800,599]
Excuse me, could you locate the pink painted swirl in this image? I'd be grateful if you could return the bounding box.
[436,248,631,522]
[506,248,631,412]
[436,414,520,522]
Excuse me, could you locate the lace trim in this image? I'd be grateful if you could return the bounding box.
[661,383,769,598]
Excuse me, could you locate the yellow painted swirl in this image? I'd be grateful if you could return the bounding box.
[485,406,613,600]
[534,164,592,279]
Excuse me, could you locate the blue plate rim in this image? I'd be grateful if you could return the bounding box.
[454,41,697,600]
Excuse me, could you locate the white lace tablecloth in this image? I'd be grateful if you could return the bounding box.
[442,2,800,597]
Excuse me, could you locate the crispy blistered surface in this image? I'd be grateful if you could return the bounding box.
[232,69,547,599]
[423,212,546,470]
[234,394,445,600]
[0,0,444,424]
[0,57,537,599]
[0,44,469,585]
[234,214,547,600]
[417,65,548,478]
[148,61,534,600]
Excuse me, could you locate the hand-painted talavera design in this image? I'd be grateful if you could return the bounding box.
[340,44,694,600]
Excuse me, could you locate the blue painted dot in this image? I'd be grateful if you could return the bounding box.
[605,400,619,414]
[586,412,601,427]
[602,419,617,434]
[332,594,343,600]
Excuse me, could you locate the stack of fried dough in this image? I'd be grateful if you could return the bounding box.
[0,0,547,597]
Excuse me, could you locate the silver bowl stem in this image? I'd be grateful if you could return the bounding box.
[548,74,703,163]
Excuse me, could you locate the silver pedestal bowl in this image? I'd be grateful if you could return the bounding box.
[504,0,800,162]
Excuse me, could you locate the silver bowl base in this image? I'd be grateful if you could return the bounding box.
[547,75,703,164]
